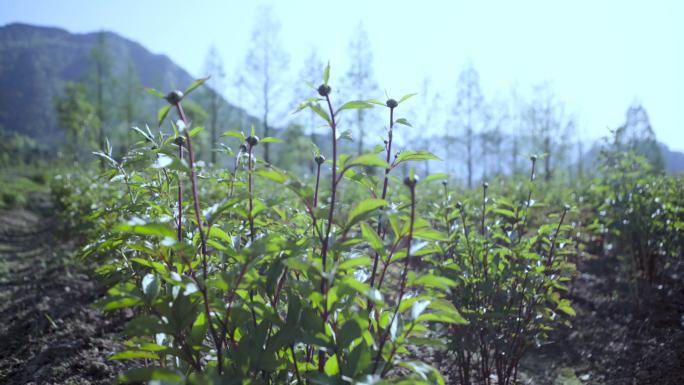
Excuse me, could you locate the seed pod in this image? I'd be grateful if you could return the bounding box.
[314,154,326,165]
[165,90,184,105]
[404,174,419,188]
[386,99,398,108]
[174,136,185,147]
[246,136,260,147]
[317,84,331,97]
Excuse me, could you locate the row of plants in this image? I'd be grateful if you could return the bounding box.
[48,65,681,384]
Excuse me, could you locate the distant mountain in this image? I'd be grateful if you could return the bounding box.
[0,23,248,143]
[661,143,684,174]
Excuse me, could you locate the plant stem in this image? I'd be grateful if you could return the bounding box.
[175,101,223,374]
[177,143,184,242]
[314,162,322,207]
[369,106,395,289]
[318,94,339,372]
[372,182,416,374]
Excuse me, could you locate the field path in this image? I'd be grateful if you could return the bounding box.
[0,198,129,384]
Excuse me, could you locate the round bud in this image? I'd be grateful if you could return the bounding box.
[403,174,419,188]
[441,179,448,186]
[174,136,185,147]
[530,155,537,162]
[386,99,398,108]
[455,201,463,209]
[483,182,489,189]
[165,90,184,105]
[246,136,260,147]
[314,154,326,165]
[564,204,571,211]
[317,84,331,97]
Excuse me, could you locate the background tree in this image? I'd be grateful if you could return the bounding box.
[615,103,664,171]
[242,5,289,163]
[343,22,378,155]
[56,82,99,161]
[86,31,115,155]
[202,44,226,164]
[449,63,485,187]
[119,60,141,148]
[527,83,575,181]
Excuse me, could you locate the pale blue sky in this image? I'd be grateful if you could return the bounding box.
[2,0,682,150]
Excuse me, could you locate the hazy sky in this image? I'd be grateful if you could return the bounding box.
[2,0,682,150]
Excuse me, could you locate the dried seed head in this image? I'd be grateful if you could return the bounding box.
[314,154,326,165]
[317,84,331,97]
[246,136,260,147]
[174,136,185,147]
[165,90,184,105]
[404,174,419,188]
[386,99,398,108]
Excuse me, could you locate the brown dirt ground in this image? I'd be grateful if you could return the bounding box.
[0,195,132,385]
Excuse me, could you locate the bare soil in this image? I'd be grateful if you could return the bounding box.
[0,195,131,385]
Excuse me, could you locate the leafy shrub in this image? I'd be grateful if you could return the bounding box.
[435,158,577,385]
[75,66,467,384]
[588,147,683,305]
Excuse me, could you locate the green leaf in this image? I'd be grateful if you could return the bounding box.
[348,199,388,228]
[309,103,331,124]
[157,105,171,127]
[117,367,183,383]
[184,76,210,95]
[366,99,386,106]
[412,228,448,241]
[144,87,166,99]
[115,221,176,239]
[398,93,418,104]
[395,118,412,127]
[188,126,204,137]
[394,151,441,166]
[257,169,290,184]
[557,300,576,316]
[141,273,160,303]
[110,350,160,361]
[338,256,372,271]
[335,100,373,115]
[424,173,450,183]
[347,154,390,169]
[361,223,384,254]
[222,130,245,141]
[411,300,430,320]
[399,361,444,385]
[102,296,143,311]
[323,62,330,85]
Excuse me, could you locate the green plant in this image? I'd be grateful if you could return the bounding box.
[588,146,683,307]
[78,65,464,384]
[436,157,576,385]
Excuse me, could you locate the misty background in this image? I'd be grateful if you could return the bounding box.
[1,0,682,184]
